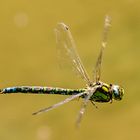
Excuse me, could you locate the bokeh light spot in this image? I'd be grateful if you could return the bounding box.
[14,12,29,28]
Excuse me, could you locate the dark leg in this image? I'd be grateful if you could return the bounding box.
[90,101,98,109]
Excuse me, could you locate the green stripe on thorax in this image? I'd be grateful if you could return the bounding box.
[90,83,112,102]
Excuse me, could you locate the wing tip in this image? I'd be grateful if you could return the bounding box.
[57,22,69,30]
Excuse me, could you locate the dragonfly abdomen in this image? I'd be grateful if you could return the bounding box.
[1,86,85,95]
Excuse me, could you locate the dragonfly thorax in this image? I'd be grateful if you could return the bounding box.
[86,82,111,102]
[86,82,124,103]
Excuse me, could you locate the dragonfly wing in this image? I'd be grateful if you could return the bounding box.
[32,91,86,115]
[55,23,92,86]
[76,86,97,127]
[93,15,111,83]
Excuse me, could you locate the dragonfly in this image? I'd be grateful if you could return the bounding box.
[0,16,124,126]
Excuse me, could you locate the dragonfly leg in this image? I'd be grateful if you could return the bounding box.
[110,99,113,104]
[90,101,98,109]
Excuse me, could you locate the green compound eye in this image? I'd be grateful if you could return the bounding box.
[112,85,124,100]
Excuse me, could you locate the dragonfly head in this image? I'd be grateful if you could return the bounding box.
[111,84,124,101]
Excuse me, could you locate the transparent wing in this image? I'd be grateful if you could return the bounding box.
[76,86,98,127]
[55,23,92,86]
[93,15,111,83]
[32,91,86,115]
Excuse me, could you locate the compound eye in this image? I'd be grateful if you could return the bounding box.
[113,88,119,96]
[112,85,121,100]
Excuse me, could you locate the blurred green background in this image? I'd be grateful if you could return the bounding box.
[0,0,140,140]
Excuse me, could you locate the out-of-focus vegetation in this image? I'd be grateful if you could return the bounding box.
[0,0,140,140]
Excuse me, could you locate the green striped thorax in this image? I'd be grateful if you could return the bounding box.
[88,82,124,103]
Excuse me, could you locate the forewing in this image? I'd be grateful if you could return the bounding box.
[93,16,111,83]
[55,23,92,86]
